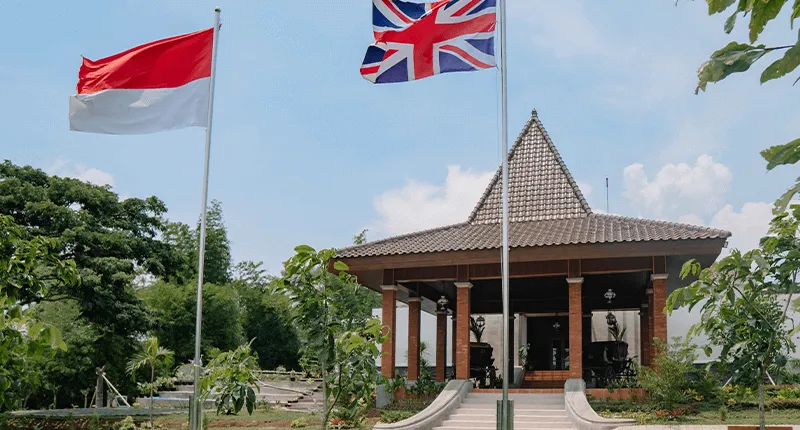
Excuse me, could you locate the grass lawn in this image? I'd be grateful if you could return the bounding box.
[153,409,378,429]
[597,406,800,426]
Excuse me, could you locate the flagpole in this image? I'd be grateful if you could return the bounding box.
[498,0,511,428]
[192,8,221,430]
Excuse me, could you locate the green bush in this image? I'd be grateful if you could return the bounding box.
[774,387,800,399]
[767,398,800,410]
[638,338,696,409]
[290,417,308,428]
[114,416,137,430]
[379,410,416,423]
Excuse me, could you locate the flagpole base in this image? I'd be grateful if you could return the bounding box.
[496,399,513,430]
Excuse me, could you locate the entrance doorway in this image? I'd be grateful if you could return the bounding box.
[528,315,569,371]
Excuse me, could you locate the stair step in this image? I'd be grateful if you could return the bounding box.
[445,416,572,423]
[448,411,569,421]
[434,424,574,430]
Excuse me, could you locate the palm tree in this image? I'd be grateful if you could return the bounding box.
[127,337,173,428]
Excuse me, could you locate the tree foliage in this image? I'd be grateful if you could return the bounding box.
[138,280,244,364]
[668,204,800,429]
[199,341,260,416]
[127,337,173,427]
[30,300,99,409]
[0,214,78,411]
[276,245,385,429]
[0,160,182,396]
[694,0,800,212]
[232,261,300,370]
[163,200,231,285]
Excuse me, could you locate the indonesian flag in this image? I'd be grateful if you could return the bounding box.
[69,28,213,135]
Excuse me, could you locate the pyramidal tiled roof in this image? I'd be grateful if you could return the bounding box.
[336,110,731,259]
[468,110,591,224]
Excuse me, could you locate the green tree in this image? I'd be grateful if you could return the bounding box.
[0,214,78,411]
[668,205,800,429]
[30,300,99,409]
[276,245,385,429]
[0,161,180,396]
[127,337,173,428]
[233,261,300,370]
[693,0,800,212]
[138,281,244,364]
[199,341,260,416]
[163,200,232,285]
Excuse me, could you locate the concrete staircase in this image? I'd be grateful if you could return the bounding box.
[433,392,575,430]
[136,381,321,409]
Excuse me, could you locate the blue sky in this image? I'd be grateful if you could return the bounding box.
[1,0,797,275]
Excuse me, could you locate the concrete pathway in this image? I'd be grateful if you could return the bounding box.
[623,426,800,429]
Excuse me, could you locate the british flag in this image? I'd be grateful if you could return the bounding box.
[360,0,497,84]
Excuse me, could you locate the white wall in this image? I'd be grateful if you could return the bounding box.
[372,305,454,368]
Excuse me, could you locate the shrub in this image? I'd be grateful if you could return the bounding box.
[767,398,800,410]
[290,417,308,428]
[114,416,137,430]
[379,410,416,423]
[638,338,696,409]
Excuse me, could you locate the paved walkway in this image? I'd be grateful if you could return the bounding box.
[624,426,800,429]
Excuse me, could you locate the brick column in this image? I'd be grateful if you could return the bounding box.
[436,310,447,382]
[381,286,397,379]
[651,274,668,357]
[407,297,421,381]
[639,303,650,366]
[567,277,584,380]
[455,282,472,380]
[451,315,457,378]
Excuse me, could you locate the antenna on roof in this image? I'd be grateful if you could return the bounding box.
[606,177,610,214]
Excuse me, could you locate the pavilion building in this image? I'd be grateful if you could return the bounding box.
[335,110,730,388]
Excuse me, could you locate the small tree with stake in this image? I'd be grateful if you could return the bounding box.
[667,205,800,430]
[127,337,173,428]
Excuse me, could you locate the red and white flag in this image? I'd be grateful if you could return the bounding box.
[69,28,213,135]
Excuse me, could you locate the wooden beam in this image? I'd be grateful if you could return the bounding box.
[456,265,469,282]
[568,259,581,278]
[652,256,667,274]
[382,269,395,286]
[582,256,652,274]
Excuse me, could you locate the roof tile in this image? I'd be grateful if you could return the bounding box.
[336,110,731,259]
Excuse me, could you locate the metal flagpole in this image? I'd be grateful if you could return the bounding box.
[498,0,511,429]
[192,8,221,430]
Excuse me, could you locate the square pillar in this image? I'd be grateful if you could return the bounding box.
[567,277,583,380]
[651,274,668,355]
[639,303,650,366]
[436,311,447,382]
[451,315,457,377]
[381,286,397,379]
[508,315,516,373]
[455,282,472,380]
[407,297,421,381]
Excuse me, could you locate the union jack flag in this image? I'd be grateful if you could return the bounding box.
[361,0,497,84]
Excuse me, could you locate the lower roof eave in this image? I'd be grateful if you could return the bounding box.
[338,237,728,274]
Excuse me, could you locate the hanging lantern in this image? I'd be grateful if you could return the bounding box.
[437,295,449,312]
[476,315,486,329]
[604,288,617,304]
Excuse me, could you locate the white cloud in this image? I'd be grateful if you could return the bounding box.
[710,202,774,252]
[48,158,115,187]
[372,166,493,237]
[623,155,732,219]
